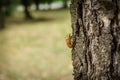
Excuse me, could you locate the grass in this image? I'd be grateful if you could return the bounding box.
[0,9,73,80]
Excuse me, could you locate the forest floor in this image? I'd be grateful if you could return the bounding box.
[0,9,73,80]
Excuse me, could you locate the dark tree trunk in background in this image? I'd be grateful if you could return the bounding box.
[0,0,12,29]
[70,0,120,80]
[62,0,68,8]
[0,6,5,29]
[4,0,12,17]
[21,0,32,19]
[34,0,40,10]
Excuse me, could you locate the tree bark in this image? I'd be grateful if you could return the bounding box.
[70,0,120,80]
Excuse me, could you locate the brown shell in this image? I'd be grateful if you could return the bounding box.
[65,34,73,48]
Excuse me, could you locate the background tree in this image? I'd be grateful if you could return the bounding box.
[0,0,12,29]
[34,0,54,10]
[62,0,68,8]
[34,0,40,10]
[70,0,120,80]
[47,0,54,5]
[0,5,5,29]
[21,0,32,19]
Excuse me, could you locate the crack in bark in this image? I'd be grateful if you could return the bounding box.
[71,0,120,80]
[110,0,120,79]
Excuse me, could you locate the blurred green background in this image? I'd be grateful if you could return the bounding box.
[0,0,73,80]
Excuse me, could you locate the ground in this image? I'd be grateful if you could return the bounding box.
[0,9,73,80]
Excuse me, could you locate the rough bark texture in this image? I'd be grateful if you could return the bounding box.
[70,0,120,80]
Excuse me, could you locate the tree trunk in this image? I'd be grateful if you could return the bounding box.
[62,0,68,8]
[34,0,40,10]
[21,0,32,19]
[0,6,5,29]
[70,0,120,80]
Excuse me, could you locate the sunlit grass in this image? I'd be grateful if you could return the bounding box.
[0,9,73,80]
